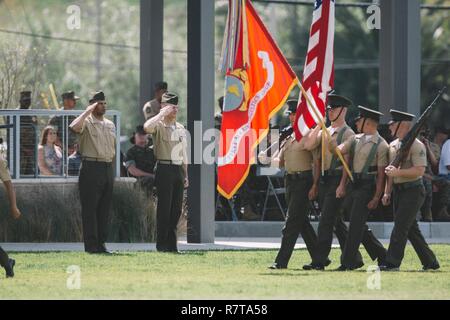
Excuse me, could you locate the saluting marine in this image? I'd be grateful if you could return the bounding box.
[70,91,116,254]
[380,110,440,271]
[331,106,388,271]
[144,92,188,253]
[259,100,319,269]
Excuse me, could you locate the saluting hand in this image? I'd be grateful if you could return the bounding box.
[86,102,98,114]
[161,105,175,117]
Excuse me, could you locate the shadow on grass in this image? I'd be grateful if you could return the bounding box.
[9,251,210,258]
[165,251,207,256]
[259,272,321,277]
[260,267,449,275]
[186,249,280,253]
[7,251,83,255]
[298,269,450,274]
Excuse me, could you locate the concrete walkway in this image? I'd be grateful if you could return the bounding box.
[2,237,449,252]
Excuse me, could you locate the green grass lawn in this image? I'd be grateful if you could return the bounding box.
[0,245,449,300]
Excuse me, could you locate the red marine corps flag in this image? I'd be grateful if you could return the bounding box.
[294,0,335,141]
[217,0,298,199]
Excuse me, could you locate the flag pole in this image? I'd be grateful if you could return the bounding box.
[49,84,60,110]
[297,82,354,182]
[321,125,325,176]
[40,93,51,110]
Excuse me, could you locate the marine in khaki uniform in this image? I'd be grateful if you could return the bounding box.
[70,91,116,254]
[0,158,21,277]
[303,94,365,270]
[259,100,319,269]
[142,82,168,120]
[144,92,188,253]
[380,110,439,271]
[331,106,388,270]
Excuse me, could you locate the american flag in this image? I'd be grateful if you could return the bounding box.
[294,0,335,141]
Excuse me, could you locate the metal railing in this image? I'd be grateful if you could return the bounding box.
[0,109,121,179]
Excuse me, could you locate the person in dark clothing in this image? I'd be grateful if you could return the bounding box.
[125,125,156,195]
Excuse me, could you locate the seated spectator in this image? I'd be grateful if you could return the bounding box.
[38,126,63,176]
[436,132,450,221]
[68,143,82,176]
[125,125,156,194]
[430,128,450,221]
[419,127,437,222]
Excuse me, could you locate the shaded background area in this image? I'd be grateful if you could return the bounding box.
[0,0,448,140]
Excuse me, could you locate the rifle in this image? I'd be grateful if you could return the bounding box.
[390,86,447,168]
[278,125,293,149]
[258,125,293,159]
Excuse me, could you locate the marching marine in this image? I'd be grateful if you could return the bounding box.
[330,106,388,270]
[380,110,439,271]
[303,94,365,270]
[259,100,319,269]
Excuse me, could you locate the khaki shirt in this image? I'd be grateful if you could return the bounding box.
[146,120,188,165]
[389,138,427,184]
[310,125,355,171]
[0,158,11,182]
[77,115,116,162]
[341,133,389,173]
[280,135,316,173]
[143,99,161,120]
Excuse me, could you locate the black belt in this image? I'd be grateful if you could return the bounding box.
[81,160,112,168]
[353,173,377,180]
[352,179,375,188]
[286,170,312,180]
[323,169,342,177]
[394,179,423,191]
[82,157,112,163]
[157,160,183,166]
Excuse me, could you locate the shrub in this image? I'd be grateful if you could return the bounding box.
[0,178,156,242]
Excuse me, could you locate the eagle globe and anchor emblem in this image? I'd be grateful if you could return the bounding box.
[223,68,250,113]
